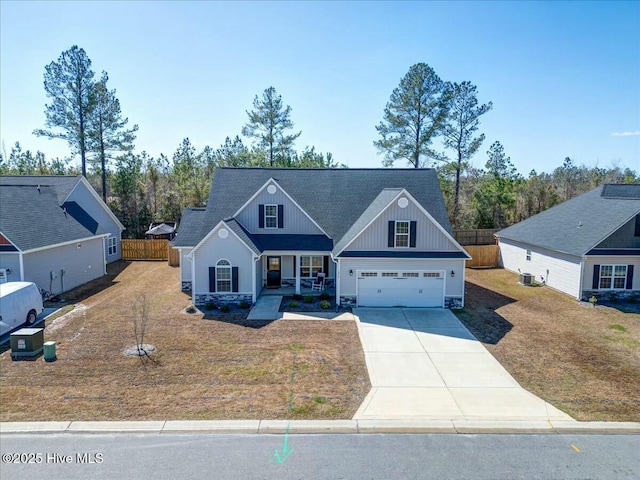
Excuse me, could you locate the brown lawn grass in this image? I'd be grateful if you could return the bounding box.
[457,268,640,422]
[0,261,370,421]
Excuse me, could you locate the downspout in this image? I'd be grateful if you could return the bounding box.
[191,250,196,305]
[19,252,24,281]
[251,255,258,303]
[578,255,586,301]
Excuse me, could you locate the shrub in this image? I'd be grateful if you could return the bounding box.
[319,292,330,300]
[185,304,197,314]
[628,295,638,304]
[588,295,598,307]
[239,300,250,309]
[205,302,217,311]
[293,293,303,300]
[303,295,315,304]
[319,300,331,309]
[288,301,299,308]
[608,292,618,303]
[219,304,231,312]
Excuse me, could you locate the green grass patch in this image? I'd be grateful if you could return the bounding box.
[609,324,627,332]
[313,396,326,404]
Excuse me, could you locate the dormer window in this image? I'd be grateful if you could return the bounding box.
[265,205,278,229]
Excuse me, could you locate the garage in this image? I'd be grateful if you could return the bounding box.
[357,270,445,307]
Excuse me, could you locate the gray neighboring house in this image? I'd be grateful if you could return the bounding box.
[0,175,125,295]
[496,184,640,300]
[173,168,470,308]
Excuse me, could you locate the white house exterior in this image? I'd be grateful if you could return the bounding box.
[173,168,470,308]
[496,184,640,301]
[0,175,125,295]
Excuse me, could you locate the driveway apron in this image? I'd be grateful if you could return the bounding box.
[353,308,572,421]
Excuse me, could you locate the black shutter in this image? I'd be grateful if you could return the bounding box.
[627,265,634,290]
[592,265,600,289]
[278,204,284,229]
[232,267,239,292]
[258,204,265,228]
[388,221,395,247]
[409,221,417,248]
[323,256,329,275]
[209,267,216,292]
[293,256,296,278]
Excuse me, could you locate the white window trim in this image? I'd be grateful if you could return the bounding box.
[216,259,232,293]
[107,236,117,256]
[299,255,323,278]
[599,264,627,290]
[264,204,278,229]
[394,220,410,248]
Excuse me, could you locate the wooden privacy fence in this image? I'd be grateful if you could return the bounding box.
[454,229,498,246]
[121,239,179,266]
[465,245,500,268]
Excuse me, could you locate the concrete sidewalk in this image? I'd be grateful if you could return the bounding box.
[353,308,572,422]
[246,295,282,321]
[1,419,638,435]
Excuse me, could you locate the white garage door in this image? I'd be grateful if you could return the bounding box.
[357,271,445,307]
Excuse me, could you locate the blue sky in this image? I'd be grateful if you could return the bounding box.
[1,1,638,174]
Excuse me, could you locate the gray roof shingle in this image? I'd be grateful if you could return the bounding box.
[172,208,207,247]
[176,168,451,249]
[496,184,640,256]
[0,175,80,203]
[0,184,105,251]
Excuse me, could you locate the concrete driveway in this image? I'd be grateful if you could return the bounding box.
[353,308,572,421]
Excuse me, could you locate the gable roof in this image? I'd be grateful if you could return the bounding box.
[174,168,452,248]
[172,208,207,247]
[496,184,640,256]
[0,175,79,203]
[0,184,108,251]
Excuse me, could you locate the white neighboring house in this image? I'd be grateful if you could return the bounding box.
[172,168,470,309]
[496,184,640,301]
[0,175,125,296]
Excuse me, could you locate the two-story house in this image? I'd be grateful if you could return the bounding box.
[173,168,470,309]
[496,184,640,300]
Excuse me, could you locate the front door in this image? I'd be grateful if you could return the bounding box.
[266,256,281,288]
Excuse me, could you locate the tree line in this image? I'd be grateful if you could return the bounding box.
[1,48,637,237]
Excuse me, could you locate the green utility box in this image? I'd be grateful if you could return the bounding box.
[10,328,44,360]
[43,341,57,362]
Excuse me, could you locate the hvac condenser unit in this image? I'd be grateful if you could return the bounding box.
[10,328,44,360]
[519,273,534,286]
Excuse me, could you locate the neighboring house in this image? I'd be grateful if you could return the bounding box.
[0,175,125,295]
[496,184,640,300]
[173,168,470,308]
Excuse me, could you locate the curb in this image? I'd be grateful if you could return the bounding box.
[1,420,639,435]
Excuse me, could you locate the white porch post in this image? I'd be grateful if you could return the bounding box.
[19,252,24,281]
[295,254,301,294]
[251,256,257,303]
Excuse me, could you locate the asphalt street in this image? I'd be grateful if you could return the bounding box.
[1,433,638,480]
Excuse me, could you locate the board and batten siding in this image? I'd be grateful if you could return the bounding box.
[0,253,21,282]
[582,256,640,292]
[193,226,254,294]
[594,216,640,249]
[338,258,465,298]
[235,183,323,235]
[344,197,459,252]
[499,238,582,298]
[22,237,105,295]
[67,181,123,262]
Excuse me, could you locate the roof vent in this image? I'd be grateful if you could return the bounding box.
[578,221,583,228]
[36,185,41,194]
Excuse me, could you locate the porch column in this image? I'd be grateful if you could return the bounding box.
[295,254,301,294]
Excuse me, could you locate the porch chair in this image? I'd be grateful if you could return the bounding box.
[311,272,325,292]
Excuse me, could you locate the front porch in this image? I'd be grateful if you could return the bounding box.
[259,286,336,297]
